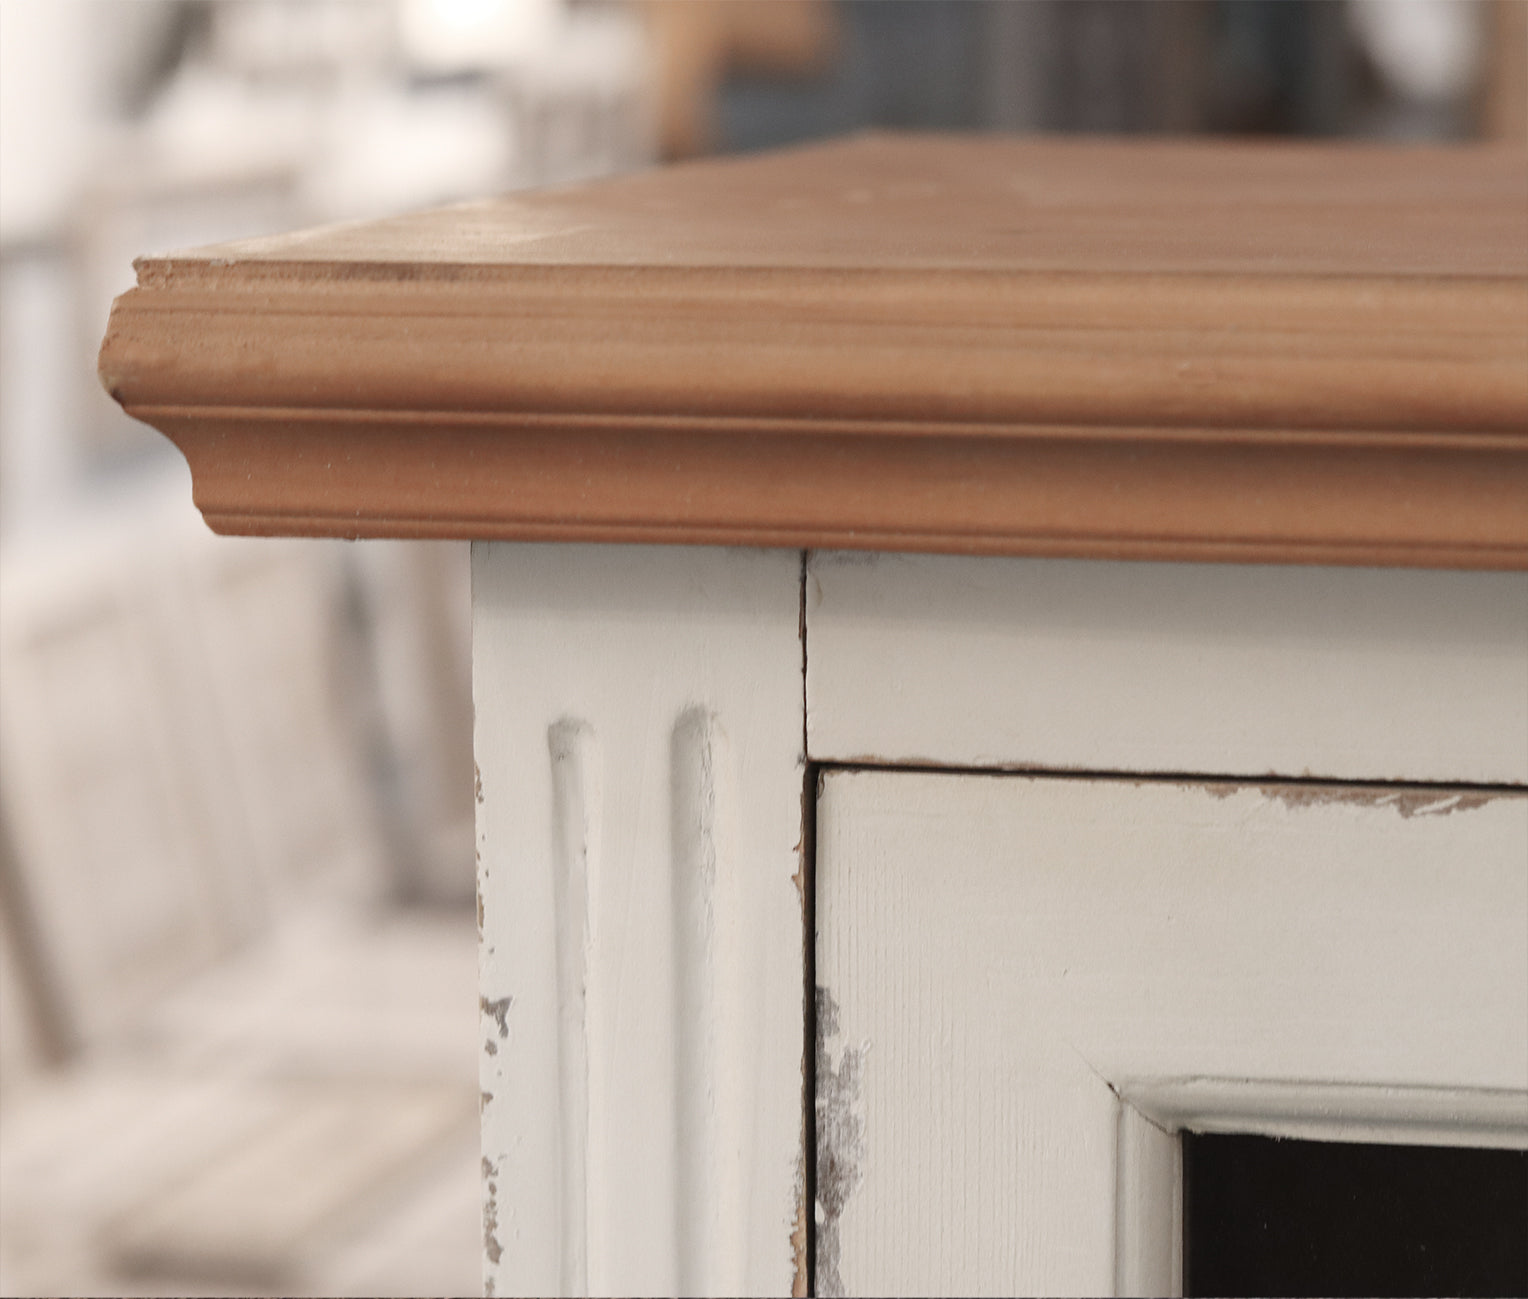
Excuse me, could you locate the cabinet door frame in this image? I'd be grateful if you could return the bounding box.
[814,767,1528,1296]
[805,552,1528,1297]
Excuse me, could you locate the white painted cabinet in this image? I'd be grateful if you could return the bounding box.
[97,134,1528,1298]
[471,544,1528,1298]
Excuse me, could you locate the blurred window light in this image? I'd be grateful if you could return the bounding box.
[209,1,398,80]
[304,83,517,217]
[0,0,93,243]
[400,0,561,74]
[1348,0,1482,103]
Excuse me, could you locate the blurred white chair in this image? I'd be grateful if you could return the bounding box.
[0,483,392,1038]
[346,539,475,909]
[0,479,478,1296]
[0,493,241,1047]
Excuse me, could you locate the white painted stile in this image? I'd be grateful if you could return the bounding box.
[472,545,807,1298]
[806,554,1528,784]
[815,770,1528,1298]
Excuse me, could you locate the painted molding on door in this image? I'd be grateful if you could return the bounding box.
[1114,1103,1181,1298]
[473,545,807,1297]
[1110,1078,1528,1297]
[1118,1077,1528,1151]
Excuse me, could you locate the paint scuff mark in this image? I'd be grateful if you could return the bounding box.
[815,986,867,1299]
[1207,782,1500,818]
[483,1037,498,1056]
[482,1155,503,1269]
[474,762,484,804]
[481,994,512,1039]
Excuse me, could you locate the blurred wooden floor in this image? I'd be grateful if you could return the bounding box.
[0,908,481,1298]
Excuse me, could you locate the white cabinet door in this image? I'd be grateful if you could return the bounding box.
[814,769,1528,1297]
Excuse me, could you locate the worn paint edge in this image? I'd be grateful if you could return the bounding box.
[809,758,1528,800]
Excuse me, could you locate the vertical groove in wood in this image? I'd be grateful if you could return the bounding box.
[547,718,597,1297]
[670,707,717,1294]
[670,707,750,1295]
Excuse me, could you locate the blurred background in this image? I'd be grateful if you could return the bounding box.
[0,1,1522,1295]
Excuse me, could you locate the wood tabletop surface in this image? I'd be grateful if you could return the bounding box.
[99,134,1528,566]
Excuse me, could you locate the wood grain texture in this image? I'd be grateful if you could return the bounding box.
[472,545,805,1297]
[816,768,1528,1296]
[99,136,1528,567]
[806,552,1528,785]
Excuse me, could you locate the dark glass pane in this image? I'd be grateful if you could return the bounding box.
[1184,1133,1528,1297]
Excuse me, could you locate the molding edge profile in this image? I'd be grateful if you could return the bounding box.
[126,409,1528,567]
[96,136,1528,569]
[1119,1078,1528,1151]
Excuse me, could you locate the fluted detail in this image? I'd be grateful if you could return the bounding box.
[548,718,598,1295]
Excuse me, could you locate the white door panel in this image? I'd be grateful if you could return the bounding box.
[815,769,1528,1297]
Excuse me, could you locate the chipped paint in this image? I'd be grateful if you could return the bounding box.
[828,762,1516,824]
[480,994,511,1039]
[482,1156,503,1269]
[792,764,817,907]
[793,759,816,1298]
[471,544,806,1293]
[790,1151,809,1298]
[815,986,867,1299]
[474,761,484,804]
[1207,782,1502,818]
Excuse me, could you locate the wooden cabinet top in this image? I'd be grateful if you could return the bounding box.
[99,135,1528,567]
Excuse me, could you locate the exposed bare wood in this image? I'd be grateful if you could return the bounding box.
[99,136,1528,568]
[1483,0,1528,141]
